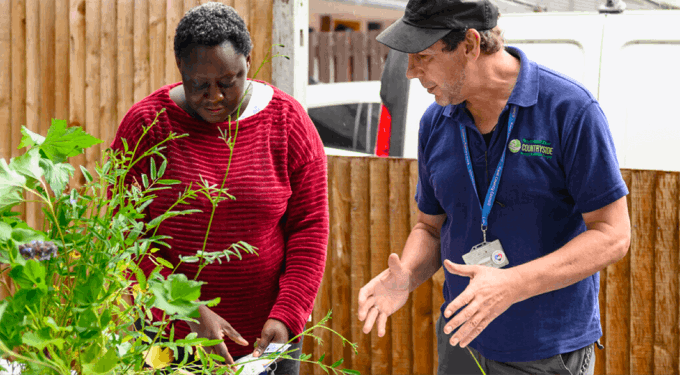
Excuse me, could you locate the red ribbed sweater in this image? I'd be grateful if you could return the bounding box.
[111,81,328,357]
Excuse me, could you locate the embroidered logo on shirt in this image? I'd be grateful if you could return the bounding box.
[508,139,521,153]
[509,138,554,158]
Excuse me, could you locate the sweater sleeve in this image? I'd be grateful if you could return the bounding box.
[268,98,329,337]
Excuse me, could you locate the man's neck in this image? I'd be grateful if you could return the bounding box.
[465,49,520,134]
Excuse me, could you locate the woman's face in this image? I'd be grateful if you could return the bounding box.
[177,42,251,123]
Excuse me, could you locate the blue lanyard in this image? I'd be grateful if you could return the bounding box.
[459,105,518,242]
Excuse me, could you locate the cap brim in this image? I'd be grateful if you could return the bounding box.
[376,18,452,54]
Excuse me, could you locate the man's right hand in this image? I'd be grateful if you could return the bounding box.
[187,305,249,364]
[357,253,412,337]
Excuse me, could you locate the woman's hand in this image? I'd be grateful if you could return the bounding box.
[252,319,290,358]
[187,305,249,364]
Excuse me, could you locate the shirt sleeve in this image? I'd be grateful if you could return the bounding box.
[562,101,628,213]
[415,106,446,215]
[268,99,329,338]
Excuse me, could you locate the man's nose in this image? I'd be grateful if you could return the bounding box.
[405,54,419,80]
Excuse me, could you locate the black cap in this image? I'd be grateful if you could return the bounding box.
[377,0,499,54]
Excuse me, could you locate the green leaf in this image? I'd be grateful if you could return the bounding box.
[150,158,157,180]
[342,370,361,375]
[0,221,11,241]
[91,348,118,373]
[18,126,45,149]
[80,165,93,183]
[331,358,344,368]
[157,159,167,178]
[10,227,45,244]
[156,257,173,269]
[39,119,102,163]
[142,174,149,189]
[133,265,147,291]
[41,159,75,196]
[22,331,65,351]
[11,148,43,181]
[0,159,26,211]
[168,274,202,302]
[156,179,181,185]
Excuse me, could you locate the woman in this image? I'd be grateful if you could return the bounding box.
[111,3,328,374]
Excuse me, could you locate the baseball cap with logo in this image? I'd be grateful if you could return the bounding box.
[376,0,499,54]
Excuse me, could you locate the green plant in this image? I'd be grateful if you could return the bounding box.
[0,47,358,375]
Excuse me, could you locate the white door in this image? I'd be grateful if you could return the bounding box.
[598,10,680,172]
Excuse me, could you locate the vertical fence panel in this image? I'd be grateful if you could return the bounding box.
[248,0,272,82]
[370,157,391,375]
[389,159,412,374]
[606,170,631,374]
[654,172,679,374]
[318,32,332,83]
[596,254,606,375]
[165,0,183,85]
[630,170,655,375]
[368,30,382,81]
[312,158,333,375]
[351,32,367,82]
[329,157,353,368]
[184,0,198,12]
[117,0,134,125]
[232,0,249,31]
[0,0,11,161]
[10,0,26,219]
[133,0,150,102]
[25,0,39,228]
[85,0,101,174]
[55,0,70,122]
[39,0,55,136]
[100,0,117,150]
[149,0,166,91]
[333,32,350,83]
[11,0,26,161]
[69,0,86,185]
[349,157,372,375]
[410,160,434,375]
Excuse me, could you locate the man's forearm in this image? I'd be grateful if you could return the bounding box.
[400,222,444,292]
[513,199,630,303]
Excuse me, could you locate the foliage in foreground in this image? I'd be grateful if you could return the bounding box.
[0,114,358,374]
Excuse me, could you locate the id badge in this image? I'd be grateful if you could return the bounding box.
[462,239,509,268]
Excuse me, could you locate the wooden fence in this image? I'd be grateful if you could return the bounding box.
[308,30,390,83]
[0,0,274,229]
[301,155,680,375]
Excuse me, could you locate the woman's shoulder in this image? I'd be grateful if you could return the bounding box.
[115,84,178,145]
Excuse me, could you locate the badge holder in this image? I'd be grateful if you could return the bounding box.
[462,225,509,268]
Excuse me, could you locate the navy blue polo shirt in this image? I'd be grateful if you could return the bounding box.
[416,47,628,362]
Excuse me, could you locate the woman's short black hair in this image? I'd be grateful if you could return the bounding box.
[174,2,253,62]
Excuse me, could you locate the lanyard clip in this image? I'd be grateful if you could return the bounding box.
[481,224,488,243]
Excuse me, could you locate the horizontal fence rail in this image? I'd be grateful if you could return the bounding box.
[301,156,680,375]
[308,30,390,83]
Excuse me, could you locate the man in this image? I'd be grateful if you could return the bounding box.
[357,0,631,374]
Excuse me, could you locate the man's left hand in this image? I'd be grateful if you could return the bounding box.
[253,319,290,358]
[442,259,523,348]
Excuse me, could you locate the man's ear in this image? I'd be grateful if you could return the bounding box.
[463,29,481,60]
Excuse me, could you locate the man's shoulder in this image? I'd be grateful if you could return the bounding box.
[535,64,597,105]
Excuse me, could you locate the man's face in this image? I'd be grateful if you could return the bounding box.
[405,40,468,107]
[178,42,251,124]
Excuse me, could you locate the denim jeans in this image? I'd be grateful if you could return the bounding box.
[436,315,598,375]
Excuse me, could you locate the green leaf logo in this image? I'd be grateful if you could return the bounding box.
[508,139,521,153]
